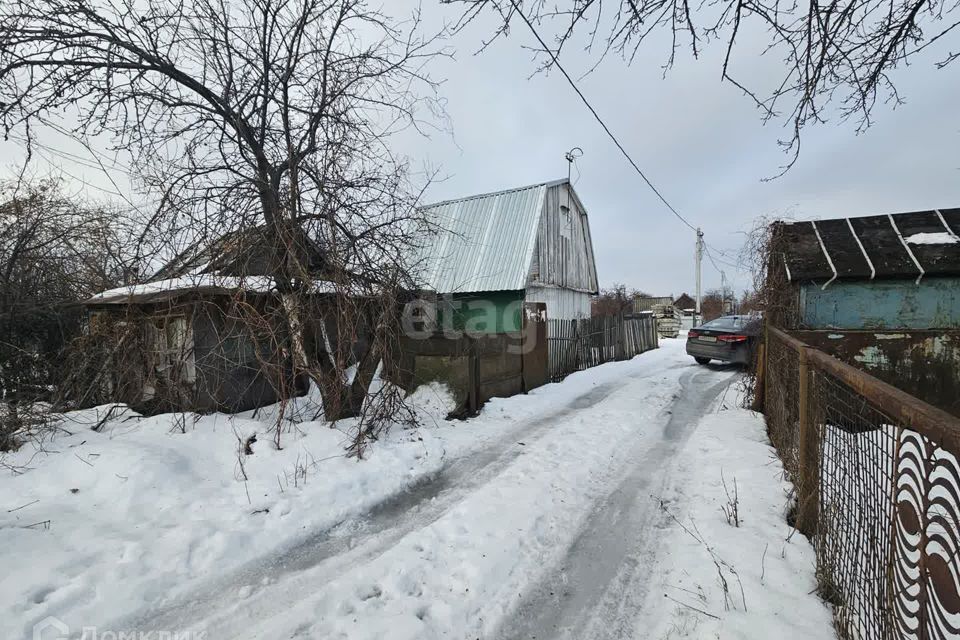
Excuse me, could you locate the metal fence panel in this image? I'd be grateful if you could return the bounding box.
[765,327,960,640]
[765,329,801,479]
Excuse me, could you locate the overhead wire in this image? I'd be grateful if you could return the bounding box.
[506,0,698,233]
[506,0,746,290]
[704,244,742,272]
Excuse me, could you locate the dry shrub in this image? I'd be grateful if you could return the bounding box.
[737,215,797,408]
[0,401,56,453]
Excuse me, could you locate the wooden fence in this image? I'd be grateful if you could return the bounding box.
[547,314,658,383]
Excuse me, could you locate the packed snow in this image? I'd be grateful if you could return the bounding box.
[1,338,835,640]
[634,391,835,639]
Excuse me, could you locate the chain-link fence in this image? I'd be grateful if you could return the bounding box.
[765,327,960,640]
[764,329,801,479]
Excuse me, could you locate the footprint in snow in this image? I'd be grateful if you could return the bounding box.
[358,584,383,601]
[32,586,56,604]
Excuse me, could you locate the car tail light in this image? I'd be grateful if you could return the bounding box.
[718,334,748,343]
[688,330,700,339]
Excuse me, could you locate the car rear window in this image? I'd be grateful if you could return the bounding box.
[699,316,752,331]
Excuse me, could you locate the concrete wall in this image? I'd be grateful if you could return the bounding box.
[800,276,960,329]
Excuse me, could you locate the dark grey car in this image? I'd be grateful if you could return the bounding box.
[685,315,761,365]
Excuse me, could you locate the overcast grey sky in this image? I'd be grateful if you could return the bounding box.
[399,3,960,298]
[2,2,959,298]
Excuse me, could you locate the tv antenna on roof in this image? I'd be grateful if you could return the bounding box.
[565,147,583,184]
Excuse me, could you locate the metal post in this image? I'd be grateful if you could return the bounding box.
[796,346,819,536]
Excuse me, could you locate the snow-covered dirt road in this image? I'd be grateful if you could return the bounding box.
[499,365,732,640]
[128,361,731,639]
[5,338,834,640]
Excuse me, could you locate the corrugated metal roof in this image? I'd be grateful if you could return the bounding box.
[415,180,561,293]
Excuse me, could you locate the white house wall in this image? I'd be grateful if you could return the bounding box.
[525,286,592,320]
[528,182,599,294]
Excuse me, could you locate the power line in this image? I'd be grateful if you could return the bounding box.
[704,243,742,272]
[508,1,747,292]
[7,133,134,177]
[506,0,698,233]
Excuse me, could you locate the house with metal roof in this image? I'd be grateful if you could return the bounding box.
[415,178,599,328]
[770,207,960,416]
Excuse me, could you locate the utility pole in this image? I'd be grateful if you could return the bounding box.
[720,270,728,314]
[695,227,703,324]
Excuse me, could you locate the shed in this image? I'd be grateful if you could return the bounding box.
[771,208,960,415]
[391,178,597,415]
[415,178,599,325]
[81,226,371,415]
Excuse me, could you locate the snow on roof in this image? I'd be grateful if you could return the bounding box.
[776,208,960,281]
[906,232,958,245]
[86,274,336,305]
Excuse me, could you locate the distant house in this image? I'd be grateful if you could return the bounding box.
[772,208,960,415]
[673,293,696,313]
[415,178,599,325]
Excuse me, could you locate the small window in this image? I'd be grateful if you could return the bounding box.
[559,205,573,239]
[146,315,195,383]
[221,333,258,365]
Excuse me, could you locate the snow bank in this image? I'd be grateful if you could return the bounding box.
[1,343,681,639]
[638,393,836,638]
[0,384,456,639]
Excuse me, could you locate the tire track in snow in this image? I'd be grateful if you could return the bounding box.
[107,360,691,637]
[496,366,738,640]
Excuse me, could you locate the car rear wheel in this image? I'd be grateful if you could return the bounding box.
[694,356,711,365]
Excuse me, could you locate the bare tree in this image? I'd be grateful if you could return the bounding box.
[0,0,446,447]
[0,177,139,450]
[448,0,960,170]
[700,287,725,321]
[592,282,647,316]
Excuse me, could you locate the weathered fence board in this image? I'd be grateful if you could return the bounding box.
[547,314,658,383]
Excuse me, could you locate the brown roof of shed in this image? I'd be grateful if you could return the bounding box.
[155,224,331,281]
[775,208,960,282]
